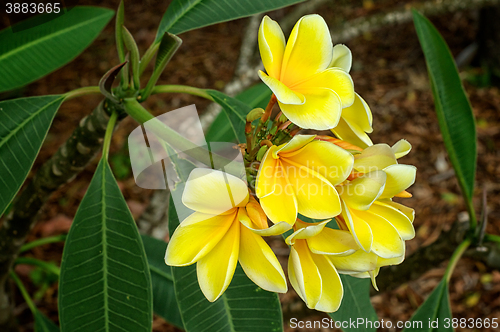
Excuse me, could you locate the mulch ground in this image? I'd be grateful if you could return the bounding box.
[3,0,500,331]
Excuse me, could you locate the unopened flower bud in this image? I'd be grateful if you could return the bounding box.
[256,145,268,161]
[246,108,265,122]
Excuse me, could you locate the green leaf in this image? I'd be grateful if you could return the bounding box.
[412,10,477,203]
[141,234,183,329]
[59,159,152,332]
[206,83,272,143]
[168,195,283,332]
[0,95,64,218]
[328,276,378,332]
[206,90,252,144]
[34,310,59,332]
[0,6,114,92]
[156,0,305,39]
[404,279,452,332]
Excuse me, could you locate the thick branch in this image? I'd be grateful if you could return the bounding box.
[330,0,500,43]
[0,100,112,327]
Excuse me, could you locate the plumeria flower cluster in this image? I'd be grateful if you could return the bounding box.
[165,14,416,312]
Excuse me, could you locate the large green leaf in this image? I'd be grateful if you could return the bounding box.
[412,10,477,202]
[59,159,152,332]
[404,279,452,332]
[0,95,64,218]
[156,0,304,38]
[206,90,252,144]
[206,83,272,143]
[141,234,183,329]
[328,275,378,332]
[168,195,283,332]
[34,310,59,332]
[0,6,114,92]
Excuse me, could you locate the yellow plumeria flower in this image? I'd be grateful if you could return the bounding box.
[337,140,416,259]
[165,168,289,302]
[329,44,374,148]
[258,15,355,130]
[255,135,354,225]
[285,219,360,312]
[329,247,405,290]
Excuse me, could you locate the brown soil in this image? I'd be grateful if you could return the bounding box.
[4,0,500,331]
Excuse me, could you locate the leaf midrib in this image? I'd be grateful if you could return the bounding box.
[0,96,63,150]
[0,11,110,62]
[101,162,110,332]
[150,264,173,281]
[163,0,203,33]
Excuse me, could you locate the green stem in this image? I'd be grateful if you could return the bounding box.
[20,235,67,253]
[151,85,214,101]
[466,198,477,233]
[9,271,37,314]
[63,87,101,101]
[14,257,60,276]
[102,111,118,161]
[444,238,471,282]
[484,234,500,244]
[122,98,242,176]
[115,1,125,63]
[139,41,160,76]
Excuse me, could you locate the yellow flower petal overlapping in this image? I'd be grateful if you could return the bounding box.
[164,13,417,314]
[255,135,354,225]
[258,15,355,130]
[165,168,288,302]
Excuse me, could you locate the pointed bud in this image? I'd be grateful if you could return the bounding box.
[246,108,265,122]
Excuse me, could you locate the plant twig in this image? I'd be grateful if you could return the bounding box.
[151,85,214,100]
[20,235,67,253]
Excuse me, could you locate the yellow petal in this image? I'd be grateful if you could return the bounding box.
[329,44,352,72]
[165,211,235,266]
[239,225,287,293]
[255,146,278,198]
[329,250,378,273]
[310,254,343,312]
[370,201,415,240]
[282,160,341,219]
[182,168,249,215]
[392,139,412,159]
[377,254,405,268]
[238,208,292,236]
[259,161,298,225]
[341,201,373,252]
[258,71,305,105]
[276,134,316,155]
[258,16,285,79]
[331,117,373,149]
[245,197,268,229]
[279,88,342,130]
[289,240,322,309]
[281,14,332,86]
[380,199,415,222]
[196,218,240,302]
[294,68,355,108]
[307,228,358,256]
[353,144,397,172]
[357,210,404,258]
[380,164,417,199]
[285,219,330,245]
[340,170,386,211]
[341,93,373,134]
[283,140,354,185]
